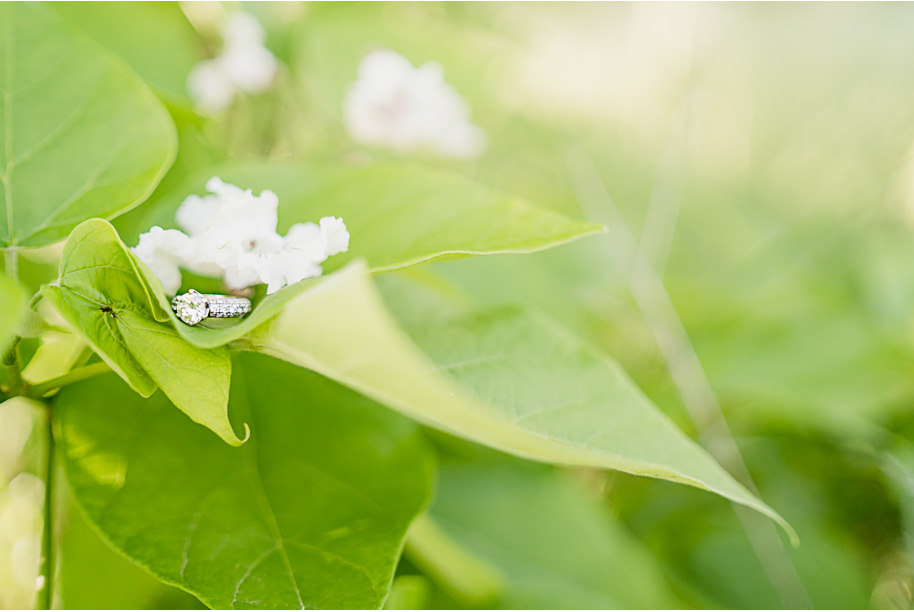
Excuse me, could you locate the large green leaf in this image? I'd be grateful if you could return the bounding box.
[52,2,201,103]
[42,219,242,445]
[133,161,602,349]
[0,272,25,355]
[424,464,680,609]
[0,3,176,248]
[60,507,204,610]
[55,353,435,609]
[250,264,794,539]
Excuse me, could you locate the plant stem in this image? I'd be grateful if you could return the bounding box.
[405,514,501,606]
[27,361,111,398]
[38,406,54,610]
[4,247,18,280]
[2,337,23,396]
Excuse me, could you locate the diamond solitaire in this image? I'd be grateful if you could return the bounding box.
[171,289,251,326]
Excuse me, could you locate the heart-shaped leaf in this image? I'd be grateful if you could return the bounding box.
[42,219,242,445]
[55,353,434,609]
[52,2,202,103]
[0,3,176,248]
[250,264,795,541]
[132,161,603,348]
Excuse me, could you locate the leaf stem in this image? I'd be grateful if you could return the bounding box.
[38,406,54,610]
[1,337,23,396]
[405,514,501,606]
[28,289,43,310]
[27,361,111,397]
[4,247,18,280]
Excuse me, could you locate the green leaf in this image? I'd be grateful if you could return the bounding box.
[55,353,435,609]
[60,506,204,610]
[52,2,202,104]
[207,163,605,272]
[145,269,324,350]
[0,3,176,248]
[42,219,242,445]
[250,264,795,540]
[383,576,432,610]
[131,160,602,348]
[424,464,681,609]
[0,271,25,355]
[21,330,84,385]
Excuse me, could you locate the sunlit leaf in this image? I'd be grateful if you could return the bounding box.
[42,219,241,445]
[55,353,435,609]
[0,3,176,248]
[249,264,794,539]
[131,161,602,348]
[53,2,201,103]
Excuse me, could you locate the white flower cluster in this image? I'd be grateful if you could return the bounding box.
[187,12,278,113]
[134,178,349,296]
[343,49,486,160]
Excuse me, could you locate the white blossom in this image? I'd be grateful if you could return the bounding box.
[320,216,350,256]
[133,178,350,296]
[133,227,196,295]
[186,60,236,114]
[343,49,486,160]
[186,12,278,113]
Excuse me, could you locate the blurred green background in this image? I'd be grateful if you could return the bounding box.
[5,2,914,608]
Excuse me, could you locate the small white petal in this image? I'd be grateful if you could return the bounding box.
[133,227,194,295]
[175,194,219,237]
[284,222,327,262]
[319,217,350,257]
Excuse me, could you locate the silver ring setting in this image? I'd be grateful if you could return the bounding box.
[171,289,252,326]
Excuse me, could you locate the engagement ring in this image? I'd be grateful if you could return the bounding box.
[171,289,251,326]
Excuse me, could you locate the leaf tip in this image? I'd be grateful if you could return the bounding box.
[226,422,251,447]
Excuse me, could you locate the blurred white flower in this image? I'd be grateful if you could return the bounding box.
[133,178,350,296]
[186,12,279,113]
[343,49,486,160]
[186,60,236,114]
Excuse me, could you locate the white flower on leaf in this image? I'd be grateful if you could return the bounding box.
[133,178,350,296]
[187,12,278,113]
[320,216,350,256]
[343,49,486,160]
[133,227,195,295]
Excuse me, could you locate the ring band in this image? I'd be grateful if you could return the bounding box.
[171,289,251,326]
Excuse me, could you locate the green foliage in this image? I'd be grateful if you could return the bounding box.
[5,3,908,609]
[54,353,434,609]
[52,2,201,103]
[60,509,203,609]
[42,220,241,445]
[0,272,25,356]
[426,464,680,609]
[145,161,605,272]
[250,264,789,536]
[130,161,602,349]
[0,3,176,248]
